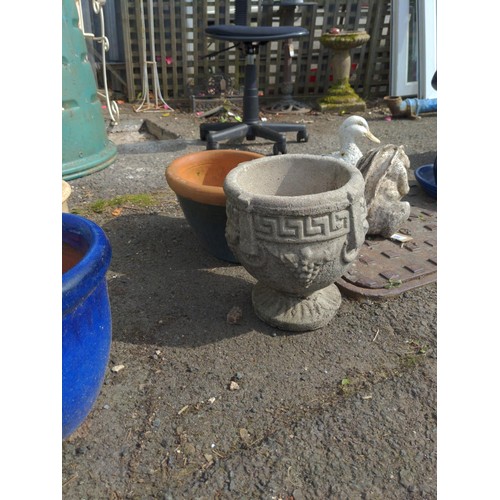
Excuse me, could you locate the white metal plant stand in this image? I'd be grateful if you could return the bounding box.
[75,0,120,125]
[134,0,174,112]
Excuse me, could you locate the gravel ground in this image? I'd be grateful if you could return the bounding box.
[62,103,437,499]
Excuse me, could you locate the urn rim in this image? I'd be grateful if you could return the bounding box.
[223,154,364,211]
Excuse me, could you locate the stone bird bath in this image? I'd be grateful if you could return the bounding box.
[318,30,370,113]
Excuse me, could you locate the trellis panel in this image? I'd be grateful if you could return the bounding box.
[116,0,391,103]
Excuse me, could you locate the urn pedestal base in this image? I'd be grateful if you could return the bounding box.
[252,281,342,332]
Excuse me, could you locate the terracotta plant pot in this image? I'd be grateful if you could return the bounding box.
[166,150,263,263]
[224,154,368,331]
[63,213,112,439]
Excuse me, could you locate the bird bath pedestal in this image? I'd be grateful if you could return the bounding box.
[318,30,370,113]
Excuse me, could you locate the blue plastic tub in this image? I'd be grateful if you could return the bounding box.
[415,164,437,199]
[62,213,112,439]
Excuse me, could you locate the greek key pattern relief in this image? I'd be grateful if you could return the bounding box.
[254,210,350,243]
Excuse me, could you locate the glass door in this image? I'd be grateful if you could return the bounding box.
[418,0,437,99]
[390,0,437,99]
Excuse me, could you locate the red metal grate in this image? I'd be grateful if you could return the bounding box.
[337,205,437,300]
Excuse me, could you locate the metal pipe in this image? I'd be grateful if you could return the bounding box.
[384,96,437,119]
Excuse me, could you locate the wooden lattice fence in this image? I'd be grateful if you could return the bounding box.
[109,0,391,105]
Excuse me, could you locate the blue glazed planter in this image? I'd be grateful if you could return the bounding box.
[62,213,112,439]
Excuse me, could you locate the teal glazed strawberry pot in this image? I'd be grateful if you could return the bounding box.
[62,213,112,439]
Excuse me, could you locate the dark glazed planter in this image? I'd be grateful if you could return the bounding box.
[166,150,263,263]
[62,213,112,439]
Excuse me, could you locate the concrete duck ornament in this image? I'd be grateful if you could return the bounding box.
[328,115,381,167]
[356,144,411,238]
[325,115,411,237]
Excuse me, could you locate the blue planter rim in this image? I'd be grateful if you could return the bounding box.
[63,213,112,314]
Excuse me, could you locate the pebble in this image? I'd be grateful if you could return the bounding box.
[239,428,251,442]
[399,468,415,488]
[229,381,240,391]
[184,443,196,455]
[226,306,243,325]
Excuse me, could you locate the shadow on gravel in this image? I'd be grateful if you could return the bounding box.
[116,139,196,155]
[408,151,437,171]
[101,213,278,348]
[115,138,280,156]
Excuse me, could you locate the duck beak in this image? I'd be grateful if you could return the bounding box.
[365,130,380,144]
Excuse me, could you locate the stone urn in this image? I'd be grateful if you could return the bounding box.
[224,154,368,331]
[318,30,370,113]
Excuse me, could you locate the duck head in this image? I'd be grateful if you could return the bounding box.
[339,116,380,145]
[334,115,381,167]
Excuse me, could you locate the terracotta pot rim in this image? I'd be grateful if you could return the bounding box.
[166,150,263,206]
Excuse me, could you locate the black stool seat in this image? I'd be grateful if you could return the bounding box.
[206,25,309,43]
[200,15,310,154]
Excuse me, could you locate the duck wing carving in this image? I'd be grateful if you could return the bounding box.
[356,144,411,238]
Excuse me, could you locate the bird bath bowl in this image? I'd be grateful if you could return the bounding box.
[224,154,368,331]
[63,213,112,439]
[166,150,263,263]
[318,31,370,113]
[319,31,370,50]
